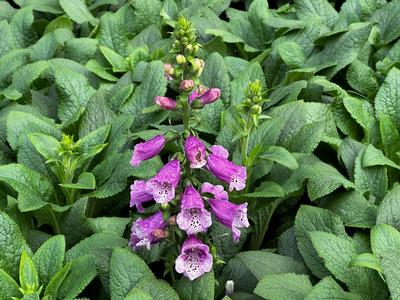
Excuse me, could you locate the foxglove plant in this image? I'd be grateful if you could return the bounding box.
[128,16,249,281]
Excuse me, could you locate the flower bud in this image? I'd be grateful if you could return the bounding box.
[253,96,262,104]
[163,63,174,81]
[225,280,235,296]
[154,96,177,110]
[176,54,186,64]
[180,79,194,91]
[168,215,177,225]
[192,58,204,76]
[152,229,168,239]
[185,44,194,55]
[199,88,221,105]
[250,104,262,115]
[243,99,252,106]
[193,44,199,55]
[181,37,189,46]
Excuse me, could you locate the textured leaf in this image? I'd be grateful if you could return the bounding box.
[380,250,400,299]
[175,270,214,300]
[33,235,65,287]
[304,276,362,300]
[54,67,95,123]
[0,268,21,299]
[0,164,54,212]
[110,248,153,300]
[10,7,37,48]
[371,224,400,259]
[254,273,313,300]
[261,146,298,170]
[0,212,31,279]
[375,67,400,132]
[295,205,346,279]
[43,262,71,297]
[19,251,39,292]
[346,60,378,98]
[294,0,338,28]
[372,0,400,44]
[88,217,130,236]
[377,184,400,231]
[59,0,96,24]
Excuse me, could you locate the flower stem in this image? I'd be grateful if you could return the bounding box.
[181,93,192,179]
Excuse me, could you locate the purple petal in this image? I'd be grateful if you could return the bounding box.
[201,182,229,201]
[130,180,153,212]
[184,136,207,169]
[210,145,229,159]
[131,135,165,167]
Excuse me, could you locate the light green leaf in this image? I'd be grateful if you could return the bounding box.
[124,288,152,300]
[277,41,306,68]
[59,0,96,24]
[372,0,400,44]
[261,146,298,170]
[377,184,400,231]
[304,276,362,300]
[28,133,59,161]
[44,262,71,297]
[371,224,400,259]
[88,217,130,236]
[33,235,65,287]
[100,46,129,72]
[10,7,37,48]
[19,251,39,293]
[254,273,313,300]
[59,172,96,190]
[362,144,400,169]
[346,60,378,98]
[380,250,400,299]
[294,0,338,28]
[351,253,382,274]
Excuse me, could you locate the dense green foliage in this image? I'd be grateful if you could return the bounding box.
[1,0,400,299]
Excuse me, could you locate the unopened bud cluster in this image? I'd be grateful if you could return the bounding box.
[242,80,264,117]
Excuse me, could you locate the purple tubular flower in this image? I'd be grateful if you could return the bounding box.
[201,182,228,202]
[209,199,249,242]
[207,154,247,191]
[199,88,221,105]
[175,235,213,281]
[155,96,177,110]
[176,185,212,235]
[130,180,153,213]
[131,135,165,167]
[129,211,167,250]
[184,136,207,169]
[146,159,181,204]
[210,145,229,159]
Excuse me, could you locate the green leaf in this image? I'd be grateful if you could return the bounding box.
[295,205,346,279]
[0,49,30,89]
[59,172,96,190]
[33,235,65,287]
[294,0,338,28]
[124,288,152,300]
[10,7,37,48]
[0,268,21,299]
[100,46,129,72]
[346,60,378,98]
[54,67,95,123]
[121,61,168,128]
[97,12,131,57]
[44,16,73,34]
[59,0,96,25]
[19,251,39,293]
[236,251,308,280]
[28,133,59,161]
[0,20,14,57]
[305,23,371,78]
[64,38,98,64]
[375,67,400,132]
[372,0,400,44]
[254,273,313,300]
[304,276,362,300]
[88,217,130,237]
[380,114,400,163]
[21,0,63,13]
[243,181,285,198]
[321,191,377,228]
[86,59,118,82]
[0,164,54,212]
[362,144,400,169]
[131,0,162,34]
[377,184,400,230]
[66,232,127,262]
[261,146,298,170]
[108,83,134,113]
[310,231,387,299]
[57,255,97,299]
[110,248,153,300]
[135,277,179,300]
[351,253,382,274]
[44,262,71,297]
[175,270,214,300]
[277,41,306,68]
[371,224,400,259]
[380,250,400,299]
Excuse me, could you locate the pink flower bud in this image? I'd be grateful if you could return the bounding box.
[154,96,177,110]
[180,79,194,91]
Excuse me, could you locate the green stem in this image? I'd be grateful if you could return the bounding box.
[181,93,192,179]
[49,209,61,234]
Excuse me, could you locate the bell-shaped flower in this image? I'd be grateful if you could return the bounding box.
[200,182,228,202]
[131,135,165,167]
[129,211,167,250]
[207,153,247,191]
[176,185,212,235]
[209,199,249,242]
[146,159,181,204]
[154,96,177,110]
[130,180,153,213]
[184,136,207,169]
[175,235,213,281]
